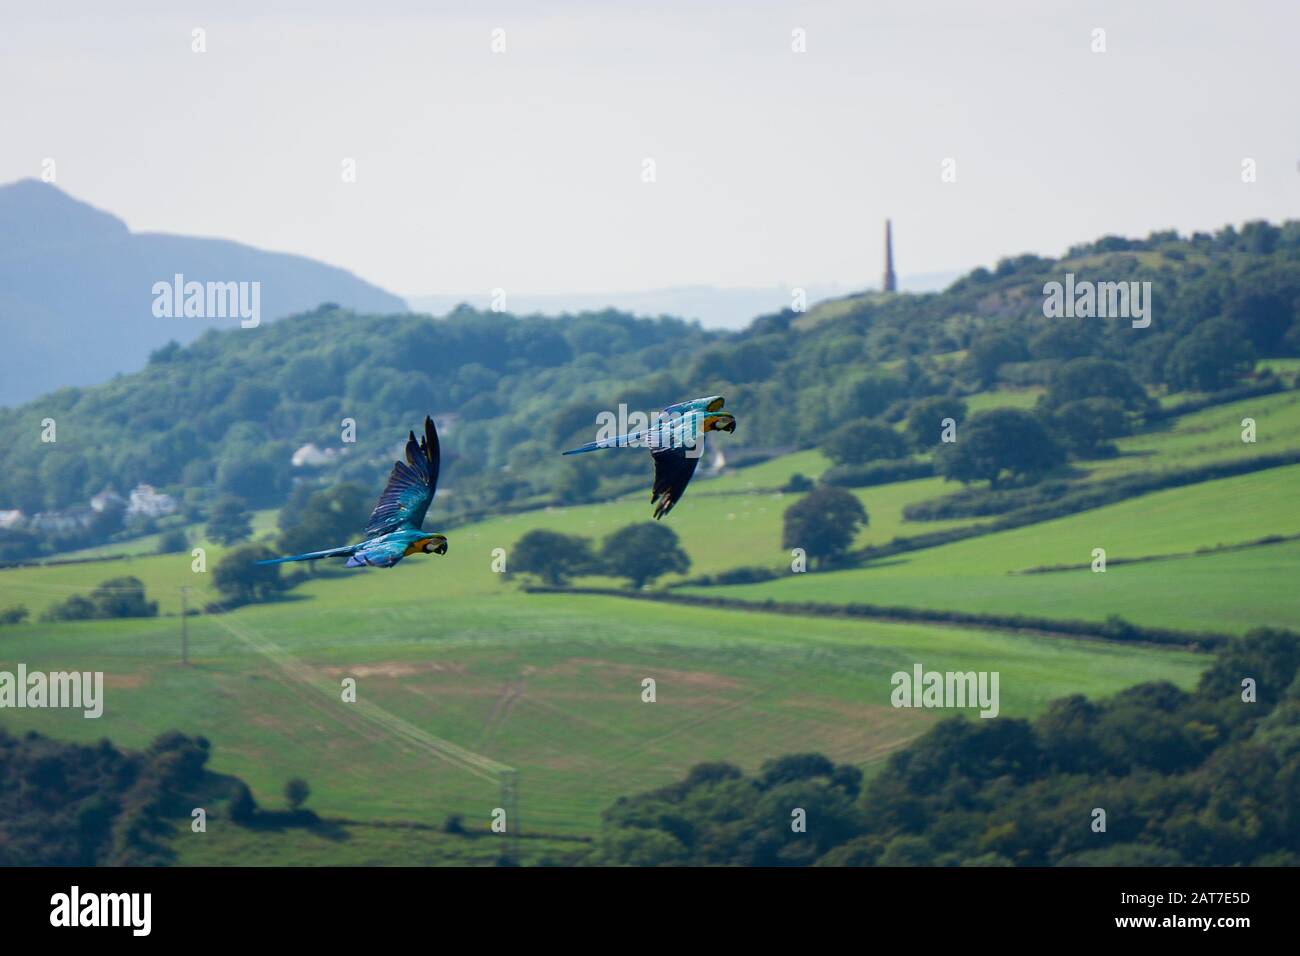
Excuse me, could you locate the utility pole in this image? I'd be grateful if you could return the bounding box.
[180,586,189,665]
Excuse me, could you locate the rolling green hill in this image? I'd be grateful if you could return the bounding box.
[3,411,1267,846]
[1086,388,1300,480]
[682,463,1300,634]
[0,573,1207,839]
[5,219,1300,864]
[4,219,1298,536]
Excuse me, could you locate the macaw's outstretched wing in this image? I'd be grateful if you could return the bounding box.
[564,414,704,456]
[660,395,724,418]
[650,438,703,519]
[364,416,441,536]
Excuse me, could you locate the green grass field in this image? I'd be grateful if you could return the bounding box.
[1257,357,1300,377]
[0,569,1208,841]
[964,387,1043,413]
[684,464,1300,634]
[1083,389,1300,481]
[4,383,1295,862]
[7,468,989,619]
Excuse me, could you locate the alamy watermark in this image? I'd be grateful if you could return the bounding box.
[890,663,999,718]
[50,886,150,936]
[151,273,261,328]
[1042,273,1151,329]
[591,404,708,458]
[0,665,103,718]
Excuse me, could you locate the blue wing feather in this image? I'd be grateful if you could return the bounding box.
[660,395,724,416]
[257,543,358,565]
[364,416,441,536]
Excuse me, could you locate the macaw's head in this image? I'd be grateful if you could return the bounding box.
[422,534,449,555]
[703,413,737,434]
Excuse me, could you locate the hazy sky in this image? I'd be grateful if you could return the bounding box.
[4,0,1298,297]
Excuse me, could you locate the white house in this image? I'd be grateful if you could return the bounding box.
[90,487,125,513]
[291,443,339,468]
[127,484,177,518]
[29,508,96,533]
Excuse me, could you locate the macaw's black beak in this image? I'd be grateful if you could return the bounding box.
[724,420,737,433]
[434,540,448,555]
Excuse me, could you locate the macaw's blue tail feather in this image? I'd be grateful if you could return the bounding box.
[256,544,359,565]
[562,432,647,455]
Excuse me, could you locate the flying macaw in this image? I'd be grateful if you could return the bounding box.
[562,395,737,518]
[257,416,448,569]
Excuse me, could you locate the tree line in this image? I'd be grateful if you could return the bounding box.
[593,627,1300,866]
[3,220,1297,562]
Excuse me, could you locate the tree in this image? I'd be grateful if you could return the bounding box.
[1167,318,1256,392]
[595,753,865,866]
[688,340,774,384]
[228,782,258,823]
[1028,322,1099,361]
[828,372,908,422]
[1225,268,1300,355]
[601,523,691,589]
[206,495,252,546]
[557,460,600,505]
[276,483,369,572]
[41,595,97,622]
[905,396,967,451]
[758,753,861,794]
[878,834,940,867]
[821,419,908,466]
[1050,397,1130,458]
[41,577,157,620]
[1041,358,1151,414]
[784,472,814,493]
[281,354,334,401]
[90,576,158,618]
[966,333,1028,386]
[212,544,288,606]
[225,381,279,422]
[510,529,598,586]
[0,605,29,626]
[87,498,126,541]
[781,485,868,569]
[284,778,311,810]
[215,453,290,508]
[937,408,1064,488]
[156,528,189,554]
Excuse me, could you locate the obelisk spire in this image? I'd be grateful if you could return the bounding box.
[883,218,897,293]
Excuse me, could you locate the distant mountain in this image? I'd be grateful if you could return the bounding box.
[0,180,406,406]
[406,272,962,331]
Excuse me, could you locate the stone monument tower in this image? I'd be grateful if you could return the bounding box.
[882,219,897,293]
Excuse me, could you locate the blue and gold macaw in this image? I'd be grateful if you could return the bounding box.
[562,395,737,518]
[258,416,448,569]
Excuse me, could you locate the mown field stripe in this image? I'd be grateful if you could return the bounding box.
[209,610,513,781]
